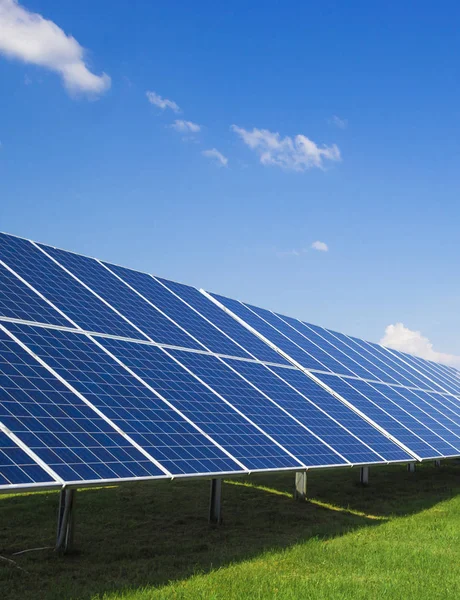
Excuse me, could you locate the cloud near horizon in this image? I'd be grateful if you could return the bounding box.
[231,125,340,171]
[311,241,329,252]
[0,0,110,95]
[380,323,460,369]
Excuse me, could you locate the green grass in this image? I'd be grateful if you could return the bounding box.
[1,462,460,599]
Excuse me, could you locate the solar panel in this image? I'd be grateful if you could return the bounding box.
[3,230,457,497]
[166,349,349,468]
[5,322,246,477]
[103,263,256,360]
[0,430,58,489]
[39,244,203,350]
[208,291,460,462]
[0,262,70,327]
[0,234,143,339]
[0,323,168,483]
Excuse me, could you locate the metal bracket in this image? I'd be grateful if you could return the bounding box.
[56,488,76,553]
[294,471,307,501]
[360,466,369,485]
[209,479,222,524]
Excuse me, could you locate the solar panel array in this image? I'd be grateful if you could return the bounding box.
[0,231,458,493]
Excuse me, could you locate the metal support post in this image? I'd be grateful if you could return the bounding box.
[294,471,307,501]
[209,478,222,524]
[434,460,441,468]
[407,462,416,473]
[56,488,76,553]
[360,466,369,485]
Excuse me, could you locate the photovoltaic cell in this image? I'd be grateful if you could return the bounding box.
[160,282,289,365]
[96,336,299,471]
[40,245,203,350]
[316,373,442,459]
[268,366,412,462]
[220,359,387,464]
[105,263,254,359]
[0,431,57,488]
[0,234,142,339]
[0,262,70,327]
[209,293,327,372]
[168,350,348,467]
[7,323,243,476]
[0,324,166,482]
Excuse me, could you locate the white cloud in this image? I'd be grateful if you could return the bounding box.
[146,91,180,113]
[276,248,307,258]
[0,0,110,95]
[171,119,200,133]
[380,323,460,368]
[311,241,329,252]
[202,148,228,167]
[231,125,340,172]
[328,115,348,129]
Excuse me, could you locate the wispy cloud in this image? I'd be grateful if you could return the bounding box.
[0,0,110,95]
[380,323,460,368]
[146,91,180,113]
[276,248,307,258]
[171,119,200,133]
[231,125,340,171]
[202,148,228,167]
[311,241,329,252]
[328,115,348,129]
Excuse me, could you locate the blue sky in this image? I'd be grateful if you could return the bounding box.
[1,1,459,361]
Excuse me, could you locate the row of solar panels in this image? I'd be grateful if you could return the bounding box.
[0,232,459,493]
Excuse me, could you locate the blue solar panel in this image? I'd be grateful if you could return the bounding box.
[209,294,328,372]
[0,234,142,339]
[104,263,256,359]
[168,350,348,467]
[0,324,166,482]
[316,373,443,459]
[7,323,244,476]
[160,284,288,365]
[94,337,299,471]
[0,262,71,327]
[0,431,57,488]
[268,366,412,462]
[40,245,203,351]
[363,382,460,453]
[395,351,460,395]
[340,335,425,389]
[218,359,399,464]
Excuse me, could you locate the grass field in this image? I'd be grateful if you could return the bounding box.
[1,462,460,599]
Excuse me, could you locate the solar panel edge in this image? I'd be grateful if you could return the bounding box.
[0,423,62,491]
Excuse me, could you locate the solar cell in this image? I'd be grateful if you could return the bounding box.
[95,336,301,471]
[0,262,70,327]
[0,234,143,339]
[167,350,348,467]
[104,263,255,359]
[160,282,288,365]
[0,430,58,489]
[6,322,245,476]
[207,293,328,372]
[40,245,203,350]
[316,373,443,459]
[268,366,412,462]
[219,359,395,464]
[0,324,167,482]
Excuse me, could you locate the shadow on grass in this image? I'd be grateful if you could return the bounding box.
[1,462,459,600]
